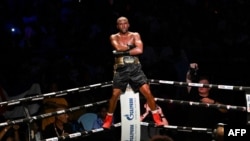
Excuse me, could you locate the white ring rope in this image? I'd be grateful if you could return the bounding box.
[42,121,214,141]
[140,122,213,134]
[6,95,242,127]
[155,97,246,112]
[0,79,248,127]
[0,99,108,127]
[149,79,250,91]
[41,122,122,141]
[0,81,113,107]
[1,79,249,108]
[1,79,249,140]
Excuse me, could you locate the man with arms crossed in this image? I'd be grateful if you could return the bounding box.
[103,16,164,129]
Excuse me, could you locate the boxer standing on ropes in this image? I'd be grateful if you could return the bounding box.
[102,16,164,129]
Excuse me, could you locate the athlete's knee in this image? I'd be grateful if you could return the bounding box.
[112,89,122,98]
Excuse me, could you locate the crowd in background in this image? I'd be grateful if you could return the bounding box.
[1,0,250,94]
[0,0,250,140]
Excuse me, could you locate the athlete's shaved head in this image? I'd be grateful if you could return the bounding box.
[117,16,129,24]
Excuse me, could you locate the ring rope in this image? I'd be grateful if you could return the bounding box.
[1,79,248,108]
[0,99,108,127]
[0,82,247,127]
[149,79,250,91]
[1,79,248,140]
[42,122,122,141]
[141,122,213,134]
[155,97,246,112]
[42,121,214,141]
[0,81,113,107]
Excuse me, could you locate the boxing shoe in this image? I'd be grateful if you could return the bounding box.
[152,112,164,126]
[102,114,113,129]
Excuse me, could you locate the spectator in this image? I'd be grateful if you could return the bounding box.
[92,105,114,129]
[42,104,73,140]
[183,63,228,141]
[91,105,116,141]
[41,97,69,131]
[150,135,174,141]
[0,123,20,141]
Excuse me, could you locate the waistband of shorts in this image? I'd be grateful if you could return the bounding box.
[115,56,140,65]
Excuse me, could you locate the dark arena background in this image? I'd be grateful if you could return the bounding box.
[0,0,250,141]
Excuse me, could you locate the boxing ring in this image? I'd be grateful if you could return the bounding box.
[0,79,249,141]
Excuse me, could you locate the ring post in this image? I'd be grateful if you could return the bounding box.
[245,91,250,125]
[23,103,33,141]
[120,84,141,141]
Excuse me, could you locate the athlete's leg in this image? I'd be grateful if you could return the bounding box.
[139,84,163,126]
[103,88,122,128]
